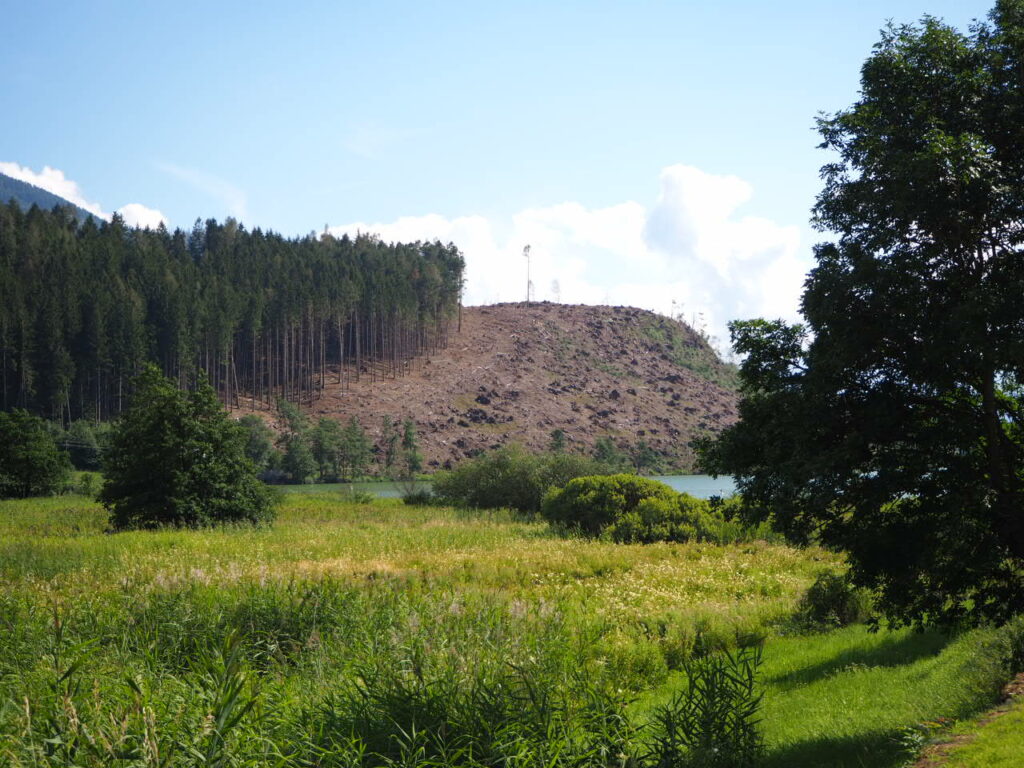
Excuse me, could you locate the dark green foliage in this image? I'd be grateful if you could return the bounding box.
[0,206,463,423]
[549,428,567,453]
[62,419,102,470]
[401,417,422,478]
[592,436,628,470]
[340,416,372,480]
[401,488,436,506]
[700,2,1024,627]
[100,365,275,529]
[649,645,763,768]
[311,417,344,480]
[379,415,399,474]
[631,439,662,474]
[311,645,638,768]
[0,409,71,498]
[796,572,873,630]
[277,399,308,435]
[237,415,277,473]
[541,474,679,535]
[433,445,611,513]
[281,432,316,484]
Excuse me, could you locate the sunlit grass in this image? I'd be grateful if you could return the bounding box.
[0,493,1016,767]
[942,700,1024,768]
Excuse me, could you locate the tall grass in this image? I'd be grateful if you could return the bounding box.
[1,494,1018,766]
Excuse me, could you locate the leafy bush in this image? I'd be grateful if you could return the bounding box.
[540,474,679,535]
[432,445,609,513]
[401,488,436,506]
[796,571,872,629]
[346,489,376,504]
[604,494,724,544]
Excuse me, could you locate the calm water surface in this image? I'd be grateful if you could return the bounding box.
[282,475,736,500]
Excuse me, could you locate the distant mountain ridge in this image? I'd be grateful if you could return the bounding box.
[0,171,98,223]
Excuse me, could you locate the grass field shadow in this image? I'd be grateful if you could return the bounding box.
[762,730,908,768]
[768,629,949,691]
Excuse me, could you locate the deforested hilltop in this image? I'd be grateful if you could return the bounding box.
[309,302,739,472]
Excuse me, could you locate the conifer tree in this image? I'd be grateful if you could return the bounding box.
[401,418,422,478]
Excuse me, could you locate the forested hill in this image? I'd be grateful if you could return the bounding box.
[0,172,97,223]
[0,202,464,422]
[307,303,739,472]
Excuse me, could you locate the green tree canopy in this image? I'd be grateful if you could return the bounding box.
[311,417,344,480]
[100,365,275,529]
[238,414,278,474]
[701,1,1024,627]
[401,418,422,478]
[0,409,71,498]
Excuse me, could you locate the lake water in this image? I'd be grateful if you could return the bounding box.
[281,474,737,500]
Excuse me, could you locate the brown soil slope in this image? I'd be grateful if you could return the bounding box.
[308,302,739,471]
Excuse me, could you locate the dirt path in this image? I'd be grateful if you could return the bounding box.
[912,673,1024,767]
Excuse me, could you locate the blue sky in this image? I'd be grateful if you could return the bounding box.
[1,0,994,348]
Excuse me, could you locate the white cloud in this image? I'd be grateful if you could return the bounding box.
[157,162,248,221]
[117,203,168,229]
[0,161,108,218]
[328,164,810,354]
[2,162,173,230]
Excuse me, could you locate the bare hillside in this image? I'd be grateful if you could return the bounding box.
[304,302,738,472]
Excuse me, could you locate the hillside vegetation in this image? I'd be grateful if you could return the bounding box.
[309,302,739,471]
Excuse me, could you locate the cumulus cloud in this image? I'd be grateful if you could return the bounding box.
[157,162,248,221]
[0,161,108,218]
[117,202,168,229]
[327,164,810,354]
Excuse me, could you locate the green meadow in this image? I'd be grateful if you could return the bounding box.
[1,492,1018,767]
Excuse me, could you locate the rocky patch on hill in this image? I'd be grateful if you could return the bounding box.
[304,302,738,472]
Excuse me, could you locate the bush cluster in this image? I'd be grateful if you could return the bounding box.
[796,571,873,629]
[431,445,610,513]
[541,474,760,545]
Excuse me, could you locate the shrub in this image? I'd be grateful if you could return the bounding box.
[346,489,376,505]
[604,494,722,544]
[540,474,679,535]
[401,489,435,506]
[432,445,608,513]
[796,571,872,629]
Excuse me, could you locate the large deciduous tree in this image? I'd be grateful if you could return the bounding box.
[701,1,1024,627]
[100,365,275,529]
